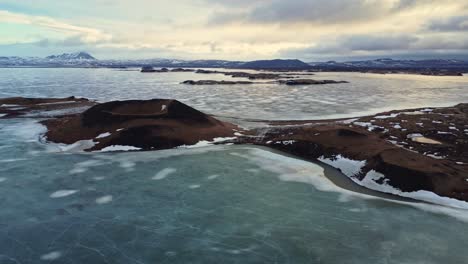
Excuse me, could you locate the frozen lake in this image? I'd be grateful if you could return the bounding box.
[1,68,468,263]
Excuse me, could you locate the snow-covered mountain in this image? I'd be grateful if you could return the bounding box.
[46,52,96,60]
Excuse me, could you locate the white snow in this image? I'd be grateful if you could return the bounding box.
[0,158,27,163]
[407,134,441,144]
[206,174,220,180]
[357,170,468,210]
[152,168,177,180]
[50,190,78,198]
[0,114,6,117]
[318,155,366,177]
[437,131,454,135]
[426,154,445,159]
[179,137,237,149]
[48,139,96,152]
[352,122,383,132]
[319,154,468,210]
[393,124,402,129]
[99,145,142,152]
[421,108,434,112]
[40,251,62,261]
[96,132,111,139]
[375,113,399,119]
[95,195,113,204]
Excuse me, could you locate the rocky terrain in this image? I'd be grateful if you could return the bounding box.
[181,79,348,85]
[1,97,467,205]
[246,105,468,202]
[278,79,349,85]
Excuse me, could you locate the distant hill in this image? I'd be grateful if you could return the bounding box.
[46,52,96,60]
[240,59,311,70]
[309,58,468,70]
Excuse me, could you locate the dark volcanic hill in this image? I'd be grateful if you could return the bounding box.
[240,59,311,70]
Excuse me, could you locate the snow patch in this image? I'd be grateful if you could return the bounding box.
[318,155,366,177]
[40,251,62,261]
[50,190,78,198]
[99,145,142,152]
[375,113,399,119]
[96,195,113,204]
[358,170,468,209]
[179,137,237,149]
[96,132,111,139]
[48,140,96,153]
[206,174,220,180]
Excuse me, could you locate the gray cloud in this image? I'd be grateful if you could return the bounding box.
[428,16,468,32]
[208,0,433,25]
[344,35,419,51]
[280,33,468,60]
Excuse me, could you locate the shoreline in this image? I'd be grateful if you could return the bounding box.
[1,96,467,207]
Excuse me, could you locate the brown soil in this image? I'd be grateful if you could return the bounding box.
[41,99,238,151]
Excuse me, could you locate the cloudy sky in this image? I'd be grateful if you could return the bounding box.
[1,0,468,61]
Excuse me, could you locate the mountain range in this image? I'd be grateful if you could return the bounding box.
[0,52,467,73]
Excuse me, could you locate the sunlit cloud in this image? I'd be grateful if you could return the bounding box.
[0,0,468,60]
